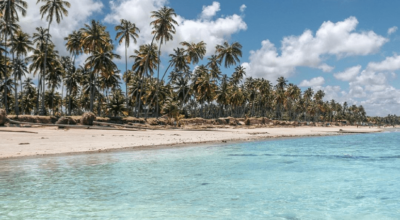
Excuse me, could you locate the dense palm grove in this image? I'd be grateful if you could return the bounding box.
[0,0,397,125]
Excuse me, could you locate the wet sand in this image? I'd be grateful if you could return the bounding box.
[0,126,383,159]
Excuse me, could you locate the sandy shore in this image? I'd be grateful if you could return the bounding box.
[0,126,383,159]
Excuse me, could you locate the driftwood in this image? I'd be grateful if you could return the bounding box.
[9,119,139,131]
[93,121,148,130]
[0,130,38,134]
[9,119,59,127]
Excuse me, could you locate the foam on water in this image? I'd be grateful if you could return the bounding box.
[1,131,400,219]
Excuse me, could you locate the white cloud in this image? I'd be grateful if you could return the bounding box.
[201,2,220,20]
[334,65,361,81]
[348,84,366,98]
[242,17,388,81]
[318,63,335,72]
[328,54,400,116]
[299,77,325,87]
[240,4,247,12]
[20,0,103,56]
[388,26,398,35]
[366,54,400,72]
[104,0,247,62]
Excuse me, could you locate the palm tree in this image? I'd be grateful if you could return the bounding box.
[85,48,121,115]
[12,58,27,113]
[11,29,32,115]
[107,89,126,117]
[192,65,217,118]
[30,27,52,113]
[231,66,246,86]
[0,76,14,112]
[85,49,121,79]
[21,77,36,114]
[215,41,242,68]
[150,6,178,118]
[37,0,70,115]
[0,0,25,113]
[65,65,82,115]
[207,55,221,80]
[115,19,139,108]
[180,41,206,65]
[64,30,83,65]
[45,60,63,115]
[215,74,230,117]
[80,19,110,112]
[130,44,158,117]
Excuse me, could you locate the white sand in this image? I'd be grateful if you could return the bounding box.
[0,126,382,159]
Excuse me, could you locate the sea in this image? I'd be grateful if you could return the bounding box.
[1,130,399,219]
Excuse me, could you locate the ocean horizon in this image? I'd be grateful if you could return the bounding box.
[1,131,400,219]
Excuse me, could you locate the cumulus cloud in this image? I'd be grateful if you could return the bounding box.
[366,54,400,72]
[240,4,247,12]
[201,2,220,19]
[318,63,335,72]
[20,0,103,56]
[334,65,362,81]
[299,77,325,87]
[388,26,398,35]
[104,0,247,62]
[242,17,388,81]
[329,54,400,116]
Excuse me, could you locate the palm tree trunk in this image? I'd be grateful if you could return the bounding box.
[125,43,129,113]
[40,22,52,115]
[155,42,162,118]
[36,75,41,114]
[20,79,24,114]
[4,2,10,114]
[60,80,64,115]
[136,78,144,118]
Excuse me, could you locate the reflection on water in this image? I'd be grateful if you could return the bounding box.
[1,132,400,219]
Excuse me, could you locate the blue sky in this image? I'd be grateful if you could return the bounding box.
[21,0,400,116]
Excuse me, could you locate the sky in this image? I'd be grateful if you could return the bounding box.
[16,0,400,116]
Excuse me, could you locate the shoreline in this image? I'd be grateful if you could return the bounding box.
[0,126,386,160]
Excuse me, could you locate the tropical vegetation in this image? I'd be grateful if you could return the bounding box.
[0,1,394,125]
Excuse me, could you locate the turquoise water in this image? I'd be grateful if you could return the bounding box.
[1,131,400,219]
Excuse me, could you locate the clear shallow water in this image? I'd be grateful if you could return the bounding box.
[1,131,400,219]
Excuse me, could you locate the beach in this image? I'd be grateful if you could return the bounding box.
[0,126,383,159]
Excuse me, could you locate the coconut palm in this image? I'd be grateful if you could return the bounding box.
[12,58,27,112]
[107,89,126,117]
[31,27,51,113]
[80,19,110,112]
[85,48,120,115]
[180,41,206,65]
[85,49,121,79]
[0,76,14,112]
[64,30,83,65]
[207,55,221,80]
[215,41,242,68]
[130,44,158,117]
[21,77,36,114]
[214,74,230,117]
[172,72,190,105]
[115,19,139,106]
[37,0,71,115]
[231,65,246,86]
[65,65,82,115]
[192,65,217,118]
[0,15,21,113]
[150,6,178,117]
[11,30,32,115]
